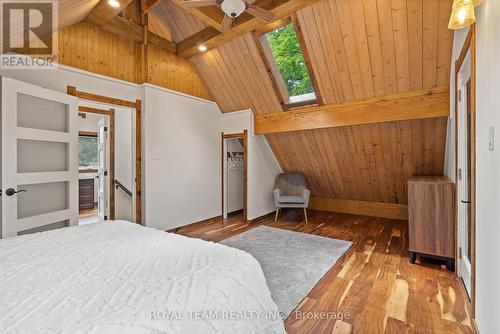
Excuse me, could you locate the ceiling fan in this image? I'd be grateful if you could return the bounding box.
[180,0,275,32]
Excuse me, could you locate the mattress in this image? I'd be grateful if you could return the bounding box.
[0,221,286,334]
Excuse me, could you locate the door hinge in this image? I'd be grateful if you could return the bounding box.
[458,90,462,102]
[104,171,108,176]
[104,126,108,131]
[104,215,108,220]
[459,246,462,259]
[458,168,462,181]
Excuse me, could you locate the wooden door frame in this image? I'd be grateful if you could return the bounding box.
[78,106,115,220]
[454,25,476,318]
[68,86,142,225]
[222,130,248,221]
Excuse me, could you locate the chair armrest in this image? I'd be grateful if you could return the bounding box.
[303,189,311,207]
[273,188,281,205]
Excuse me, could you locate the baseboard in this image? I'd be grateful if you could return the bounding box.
[167,215,223,233]
[309,197,408,220]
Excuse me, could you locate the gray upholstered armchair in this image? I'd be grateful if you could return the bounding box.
[273,172,311,223]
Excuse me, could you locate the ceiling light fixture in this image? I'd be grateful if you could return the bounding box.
[198,45,208,52]
[108,0,121,8]
[448,0,476,30]
[221,0,246,19]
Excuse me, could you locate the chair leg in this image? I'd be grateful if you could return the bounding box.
[274,208,280,223]
[303,208,308,224]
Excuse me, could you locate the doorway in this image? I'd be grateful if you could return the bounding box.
[77,104,135,225]
[455,26,476,310]
[222,131,248,221]
[68,86,142,225]
[77,108,113,225]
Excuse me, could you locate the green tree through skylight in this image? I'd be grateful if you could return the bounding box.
[265,24,313,97]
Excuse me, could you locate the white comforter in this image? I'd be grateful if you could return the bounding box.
[0,221,285,334]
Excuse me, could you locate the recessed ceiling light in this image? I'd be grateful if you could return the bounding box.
[198,45,208,52]
[108,0,120,8]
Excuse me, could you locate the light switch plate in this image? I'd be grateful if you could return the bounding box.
[152,150,161,160]
[489,126,495,151]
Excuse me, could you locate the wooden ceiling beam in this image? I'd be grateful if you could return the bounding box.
[86,0,135,26]
[101,16,177,54]
[254,87,450,135]
[170,0,223,31]
[140,0,163,12]
[177,0,317,57]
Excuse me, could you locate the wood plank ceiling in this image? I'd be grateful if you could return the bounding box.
[149,0,208,42]
[188,0,454,205]
[191,0,453,112]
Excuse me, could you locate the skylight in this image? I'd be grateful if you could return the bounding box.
[259,22,317,107]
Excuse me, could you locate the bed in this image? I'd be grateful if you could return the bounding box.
[0,221,286,334]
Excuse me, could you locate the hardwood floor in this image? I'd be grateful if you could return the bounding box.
[175,209,474,334]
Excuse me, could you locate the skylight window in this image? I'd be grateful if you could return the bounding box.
[257,22,318,108]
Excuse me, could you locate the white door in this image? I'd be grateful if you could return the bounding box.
[457,50,472,298]
[97,117,108,222]
[1,77,78,238]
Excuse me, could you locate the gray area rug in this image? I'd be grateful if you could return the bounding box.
[220,226,352,318]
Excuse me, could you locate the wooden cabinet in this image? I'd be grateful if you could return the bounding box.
[79,178,95,210]
[408,176,455,270]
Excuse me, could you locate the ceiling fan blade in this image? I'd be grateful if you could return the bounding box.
[181,0,218,7]
[245,4,275,22]
[221,14,233,32]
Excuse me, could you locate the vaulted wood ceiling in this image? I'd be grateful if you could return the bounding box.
[190,0,453,112]
[188,0,453,205]
[149,0,208,42]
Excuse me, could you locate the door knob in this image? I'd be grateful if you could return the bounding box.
[4,188,27,196]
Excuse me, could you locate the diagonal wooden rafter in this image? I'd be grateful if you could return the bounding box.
[86,0,135,26]
[171,0,224,31]
[101,16,177,54]
[140,0,163,12]
[177,0,319,58]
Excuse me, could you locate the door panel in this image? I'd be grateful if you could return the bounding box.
[17,139,68,173]
[17,93,69,132]
[1,77,78,238]
[457,62,473,297]
[97,117,108,222]
[17,182,69,219]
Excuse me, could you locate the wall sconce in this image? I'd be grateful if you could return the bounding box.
[449,0,483,30]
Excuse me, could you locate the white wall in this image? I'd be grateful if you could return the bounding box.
[221,110,283,220]
[1,64,283,231]
[0,65,141,101]
[473,3,500,332]
[142,84,222,230]
[445,5,500,332]
[114,107,134,221]
[77,113,101,133]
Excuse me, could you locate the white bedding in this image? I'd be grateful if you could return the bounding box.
[0,221,286,334]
